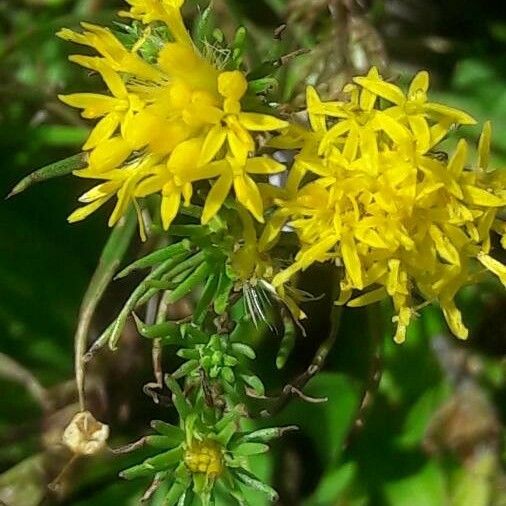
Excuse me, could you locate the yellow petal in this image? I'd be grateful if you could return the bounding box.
[424,102,476,125]
[162,4,193,47]
[347,287,387,307]
[408,70,429,96]
[122,109,158,150]
[202,173,233,224]
[359,126,378,171]
[341,234,363,289]
[353,76,405,105]
[78,180,120,203]
[83,113,120,150]
[447,139,468,177]
[478,121,491,170]
[429,225,460,265]
[462,185,504,207]
[187,159,227,182]
[158,43,218,91]
[218,71,248,101]
[373,112,410,144]
[238,112,288,131]
[167,138,203,171]
[305,86,327,132]
[234,174,264,222]
[94,60,127,98]
[227,129,251,163]
[134,174,164,197]
[160,185,181,230]
[408,115,430,153]
[393,306,412,344]
[355,227,388,248]
[245,157,285,174]
[58,93,118,118]
[88,137,132,172]
[320,121,351,155]
[298,235,338,268]
[182,182,193,206]
[272,261,304,288]
[68,196,111,223]
[441,299,468,339]
[343,126,359,162]
[429,118,453,146]
[183,104,223,126]
[258,212,288,251]
[199,124,227,166]
[477,253,506,287]
[386,259,401,296]
[108,175,139,226]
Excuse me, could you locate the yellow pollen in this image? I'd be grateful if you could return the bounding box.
[184,439,223,477]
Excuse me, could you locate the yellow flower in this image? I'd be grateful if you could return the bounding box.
[202,155,285,224]
[133,138,222,230]
[68,154,161,226]
[271,69,506,343]
[120,0,193,48]
[58,2,288,230]
[58,60,144,153]
[184,439,223,477]
[353,68,476,153]
[198,71,288,165]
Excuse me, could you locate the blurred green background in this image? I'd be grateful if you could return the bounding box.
[1,0,506,504]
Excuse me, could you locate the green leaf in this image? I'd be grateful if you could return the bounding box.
[238,426,298,444]
[193,2,215,51]
[214,269,235,314]
[383,461,448,506]
[7,152,87,198]
[164,479,188,506]
[151,420,185,443]
[193,271,219,323]
[146,435,179,449]
[305,462,357,506]
[232,442,269,456]
[276,314,296,369]
[240,374,265,396]
[144,447,185,471]
[234,469,279,502]
[115,240,192,279]
[396,382,451,449]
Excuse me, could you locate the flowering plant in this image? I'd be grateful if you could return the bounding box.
[8,0,506,504]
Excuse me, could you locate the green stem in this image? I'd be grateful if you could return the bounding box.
[74,207,137,410]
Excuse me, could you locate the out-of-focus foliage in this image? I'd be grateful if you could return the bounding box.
[1,1,505,505]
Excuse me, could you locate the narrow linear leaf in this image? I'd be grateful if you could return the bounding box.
[115,240,192,279]
[232,442,270,456]
[7,152,87,198]
[239,426,298,443]
[75,207,137,407]
[151,420,185,443]
[167,262,212,304]
[234,469,279,501]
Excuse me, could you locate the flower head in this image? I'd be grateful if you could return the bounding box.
[271,68,506,342]
[120,375,289,505]
[58,0,287,232]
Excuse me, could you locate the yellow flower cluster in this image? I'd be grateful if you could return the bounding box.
[58,0,287,234]
[268,68,506,342]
